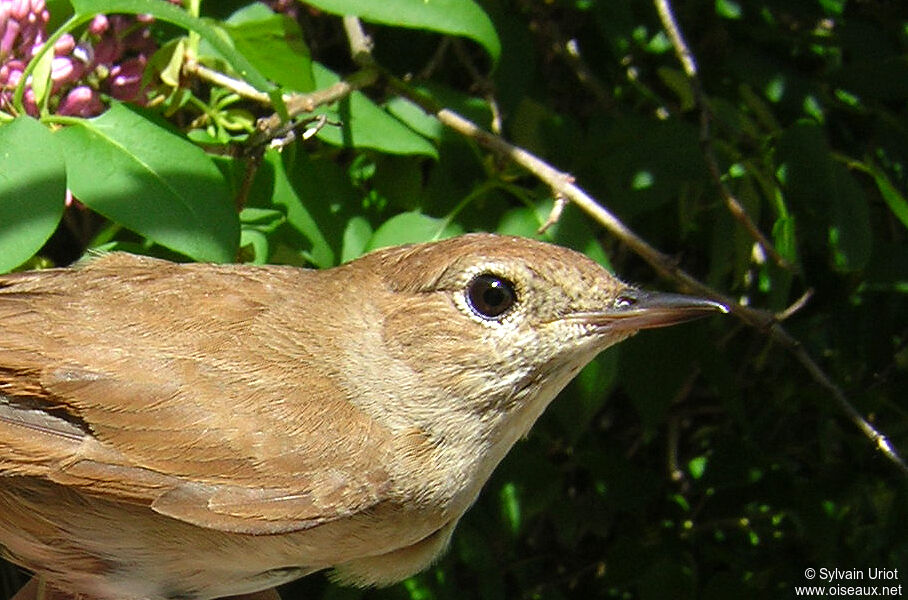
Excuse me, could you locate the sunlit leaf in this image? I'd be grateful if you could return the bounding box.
[303,0,500,64]
[0,117,66,272]
[56,104,238,262]
[312,63,438,157]
[366,212,462,250]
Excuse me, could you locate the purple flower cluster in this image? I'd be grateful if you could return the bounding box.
[1,0,52,114]
[1,0,175,117]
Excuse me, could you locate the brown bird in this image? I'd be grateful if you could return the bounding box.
[0,233,725,600]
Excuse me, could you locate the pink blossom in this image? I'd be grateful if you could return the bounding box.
[50,55,83,91]
[121,26,155,56]
[53,32,74,55]
[0,58,23,85]
[109,55,146,101]
[1,18,19,57]
[10,0,31,22]
[1,0,163,116]
[88,14,108,36]
[91,33,120,65]
[21,84,35,113]
[57,85,102,116]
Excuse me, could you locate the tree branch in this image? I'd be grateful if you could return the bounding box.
[382,65,908,478]
[653,0,793,272]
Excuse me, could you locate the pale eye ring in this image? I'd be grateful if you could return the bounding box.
[466,274,517,320]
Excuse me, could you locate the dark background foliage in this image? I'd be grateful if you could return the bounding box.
[1,0,906,598]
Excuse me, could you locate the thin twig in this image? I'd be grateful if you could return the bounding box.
[417,38,453,80]
[777,326,908,476]
[450,39,503,135]
[538,193,569,234]
[343,15,375,66]
[182,58,379,150]
[776,288,814,322]
[667,417,685,483]
[646,3,902,471]
[517,0,614,110]
[653,0,792,272]
[185,59,271,104]
[249,68,379,149]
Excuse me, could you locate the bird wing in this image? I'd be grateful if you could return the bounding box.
[0,254,396,534]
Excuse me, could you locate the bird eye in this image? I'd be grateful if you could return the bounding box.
[466,274,517,320]
[615,293,638,309]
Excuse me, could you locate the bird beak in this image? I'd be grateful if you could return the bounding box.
[583,290,728,332]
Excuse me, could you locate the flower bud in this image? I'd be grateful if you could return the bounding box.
[10,0,31,22]
[54,32,74,55]
[1,18,19,57]
[122,27,154,56]
[57,85,103,116]
[88,14,109,35]
[91,34,120,66]
[1,58,24,86]
[109,55,146,101]
[51,55,84,91]
[22,85,37,115]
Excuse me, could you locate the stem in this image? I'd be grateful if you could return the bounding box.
[437,180,497,238]
[186,0,202,56]
[41,114,87,127]
[653,0,792,271]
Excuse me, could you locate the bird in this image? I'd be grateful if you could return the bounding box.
[0,233,725,600]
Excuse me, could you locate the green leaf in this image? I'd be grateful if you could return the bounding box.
[239,228,269,264]
[778,122,835,205]
[0,117,66,272]
[304,0,500,64]
[498,482,522,536]
[657,67,695,112]
[828,163,872,272]
[239,207,286,263]
[225,5,314,92]
[154,38,188,88]
[69,0,274,92]
[366,212,462,250]
[552,350,619,443]
[384,96,444,142]
[312,63,438,157]
[30,49,54,111]
[778,123,874,271]
[240,207,286,232]
[581,115,706,217]
[860,160,908,231]
[341,216,373,263]
[496,204,543,237]
[619,327,701,433]
[715,0,743,19]
[688,456,708,479]
[771,215,798,264]
[56,104,238,262]
[261,147,353,268]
